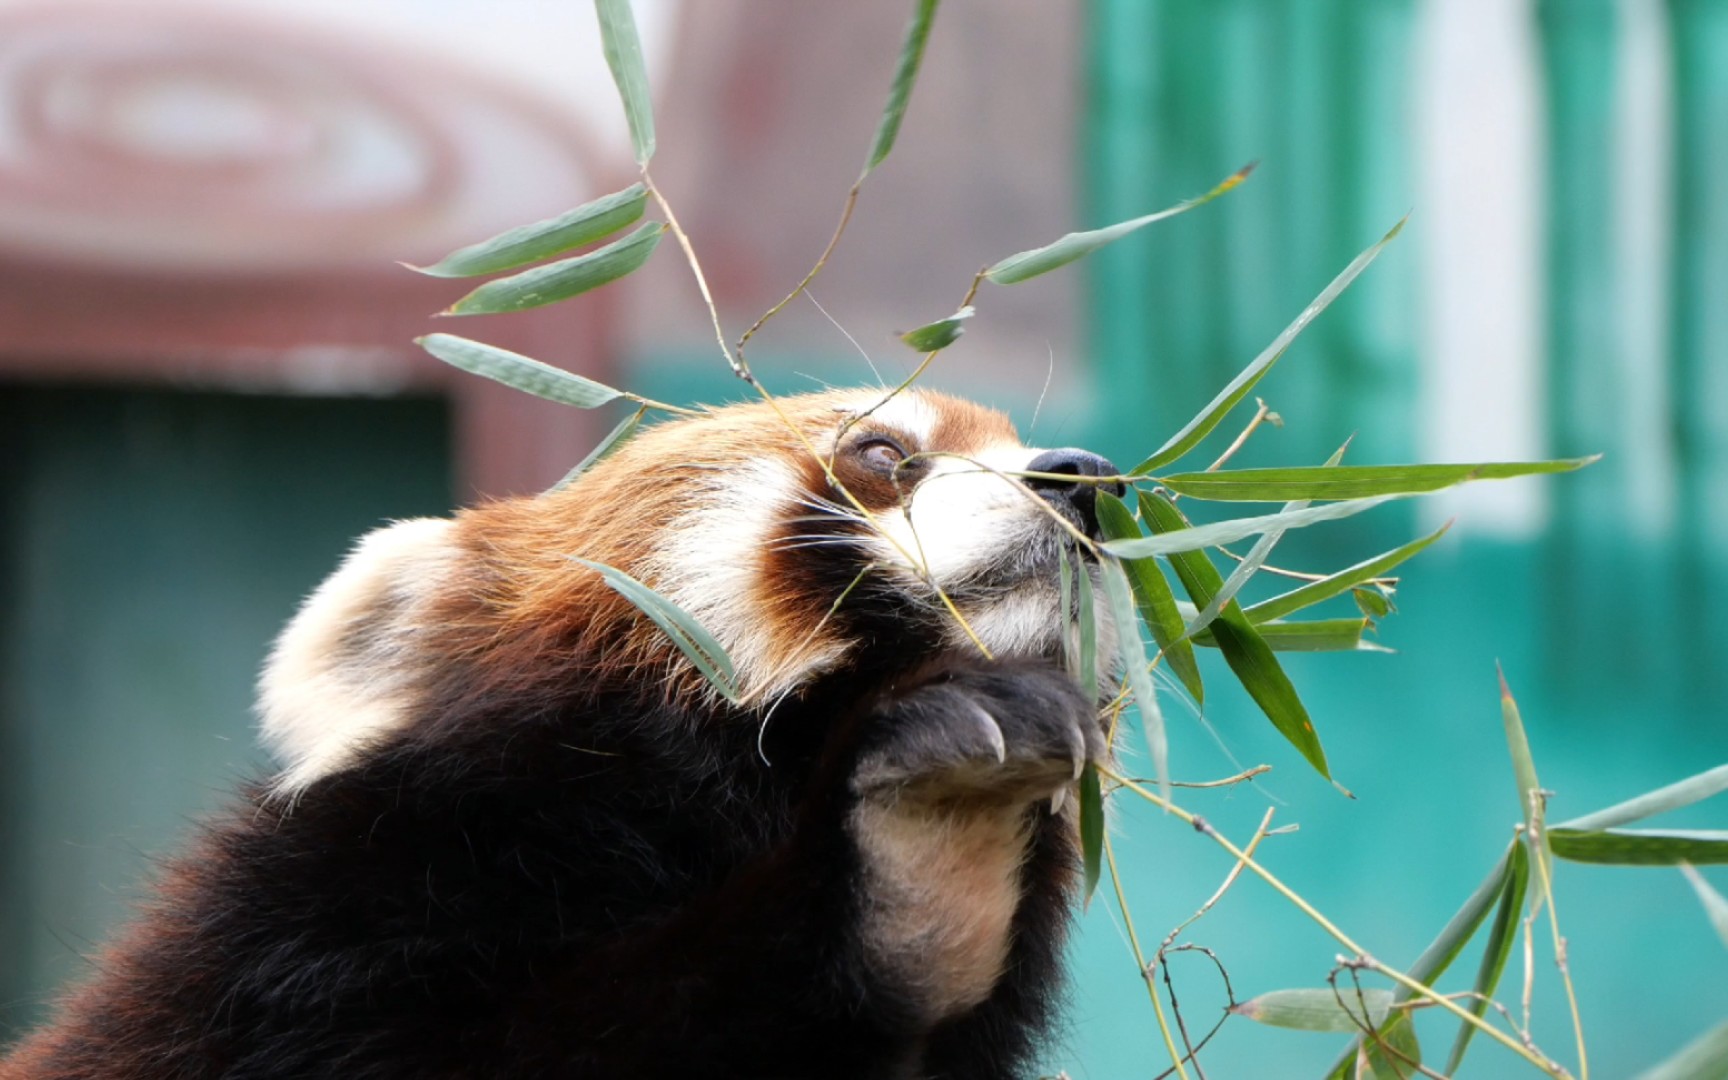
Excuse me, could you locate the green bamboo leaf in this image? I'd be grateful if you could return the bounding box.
[1559,764,1728,831]
[1158,459,1598,502]
[407,185,647,278]
[1444,840,1530,1074]
[1680,864,1728,949]
[1246,524,1450,623]
[1141,491,1330,780]
[1058,541,1076,676]
[1079,762,1104,909]
[571,557,740,703]
[863,0,939,176]
[1187,510,1288,639]
[1363,1017,1422,1080]
[1402,842,1520,989]
[1094,492,1203,702]
[1500,668,1552,903]
[1633,1019,1728,1080]
[444,221,664,315]
[1549,828,1728,865]
[1325,843,1519,1080]
[1100,557,1168,800]
[1185,439,1347,639]
[1071,543,1107,910]
[1132,216,1405,475]
[416,334,624,408]
[594,0,656,165]
[898,305,973,352]
[1077,549,1098,705]
[1102,496,1395,560]
[1195,617,1384,654]
[985,163,1253,286]
[1353,586,1393,619]
[548,404,648,493]
[1232,988,1392,1033]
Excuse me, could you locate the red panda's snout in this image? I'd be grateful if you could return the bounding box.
[1020,447,1125,538]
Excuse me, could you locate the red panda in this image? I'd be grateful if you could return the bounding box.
[2,387,1123,1080]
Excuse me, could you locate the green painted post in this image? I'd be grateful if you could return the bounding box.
[1085,0,1417,545]
[1265,0,1348,471]
[1668,0,1728,696]
[1536,0,1650,692]
[1328,0,1418,476]
[1084,0,1169,458]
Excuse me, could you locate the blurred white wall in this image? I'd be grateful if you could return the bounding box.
[1418,0,1673,536]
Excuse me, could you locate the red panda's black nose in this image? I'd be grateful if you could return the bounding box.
[1023,449,1126,536]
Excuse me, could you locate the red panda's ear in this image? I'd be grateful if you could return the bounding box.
[258,518,459,795]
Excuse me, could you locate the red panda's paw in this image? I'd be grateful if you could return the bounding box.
[851,661,1103,806]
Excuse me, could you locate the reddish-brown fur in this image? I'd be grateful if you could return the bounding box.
[3,388,1098,1080]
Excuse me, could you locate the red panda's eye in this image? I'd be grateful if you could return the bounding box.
[857,437,907,474]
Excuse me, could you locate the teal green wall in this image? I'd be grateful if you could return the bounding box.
[0,386,451,1040]
[1070,2,1728,1077]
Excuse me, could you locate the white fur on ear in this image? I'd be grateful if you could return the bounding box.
[258,518,457,794]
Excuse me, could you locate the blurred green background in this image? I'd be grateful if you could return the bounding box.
[0,1,1723,1076]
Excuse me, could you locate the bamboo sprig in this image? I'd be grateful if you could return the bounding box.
[1525,805,1590,1079]
[1100,766,1573,1078]
[1103,827,1191,1080]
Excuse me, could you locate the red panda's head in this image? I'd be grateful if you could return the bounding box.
[259,388,1120,792]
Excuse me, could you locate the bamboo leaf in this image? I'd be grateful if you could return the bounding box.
[1326,843,1520,1080]
[1058,541,1076,676]
[571,558,740,702]
[1140,491,1330,780]
[416,334,624,409]
[1094,492,1204,702]
[1158,459,1598,502]
[594,0,656,165]
[548,405,648,493]
[1500,668,1542,818]
[1185,439,1346,639]
[985,163,1253,286]
[1232,988,1392,1033]
[1559,764,1728,831]
[444,222,664,315]
[1102,496,1395,559]
[1402,842,1520,989]
[407,185,647,278]
[1353,587,1393,619]
[1077,550,1098,705]
[1079,763,1104,909]
[1363,1017,1422,1080]
[1444,840,1530,1074]
[1549,828,1728,866]
[1499,668,1552,905]
[1195,617,1385,654]
[1632,1019,1728,1080]
[863,0,939,176]
[1133,217,1405,475]
[1100,557,1168,800]
[898,305,974,352]
[1187,518,1283,639]
[1070,543,1106,909]
[1680,864,1728,949]
[1246,524,1450,623]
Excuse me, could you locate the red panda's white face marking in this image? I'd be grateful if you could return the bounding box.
[822,393,1120,676]
[257,388,1116,791]
[641,454,829,704]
